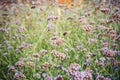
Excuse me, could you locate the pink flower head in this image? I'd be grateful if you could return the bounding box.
[8,66,15,72]
[40,49,47,55]
[18,26,25,33]
[100,8,110,14]
[16,61,24,67]
[14,72,26,79]
[50,36,64,46]
[72,70,92,80]
[27,61,34,67]
[68,63,81,75]
[103,49,115,57]
[33,53,40,58]
[51,50,66,60]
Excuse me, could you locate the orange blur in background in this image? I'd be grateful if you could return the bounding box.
[57,0,72,4]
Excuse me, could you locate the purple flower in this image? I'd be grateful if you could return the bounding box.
[16,61,24,67]
[51,50,66,60]
[46,23,54,31]
[50,36,64,46]
[47,15,59,21]
[72,70,92,80]
[96,75,105,80]
[100,8,110,14]
[40,49,47,55]
[116,51,120,56]
[18,26,25,33]
[8,66,15,72]
[14,72,26,80]
[68,63,81,75]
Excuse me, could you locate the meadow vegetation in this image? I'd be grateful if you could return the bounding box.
[0,0,120,80]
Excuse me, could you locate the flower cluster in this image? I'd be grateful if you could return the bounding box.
[8,66,15,72]
[71,70,92,80]
[16,42,32,53]
[18,26,25,33]
[84,12,92,17]
[27,61,34,67]
[110,11,120,22]
[101,40,109,47]
[15,60,24,67]
[85,52,96,59]
[14,72,26,80]
[107,28,117,40]
[46,23,54,31]
[51,50,66,60]
[100,8,110,14]
[97,25,106,31]
[81,25,93,33]
[103,49,115,57]
[67,63,81,75]
[33,53,40,58]
[99,19,108,24]
[77,16,85,23]
[98,57,106,66]
[40,49,47,55]
[50,36,64,46]
[0,27,10,34]
[47,15,59,21]
[41,62,54,70]
[88,38,96,44]
[96,74,111,80]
